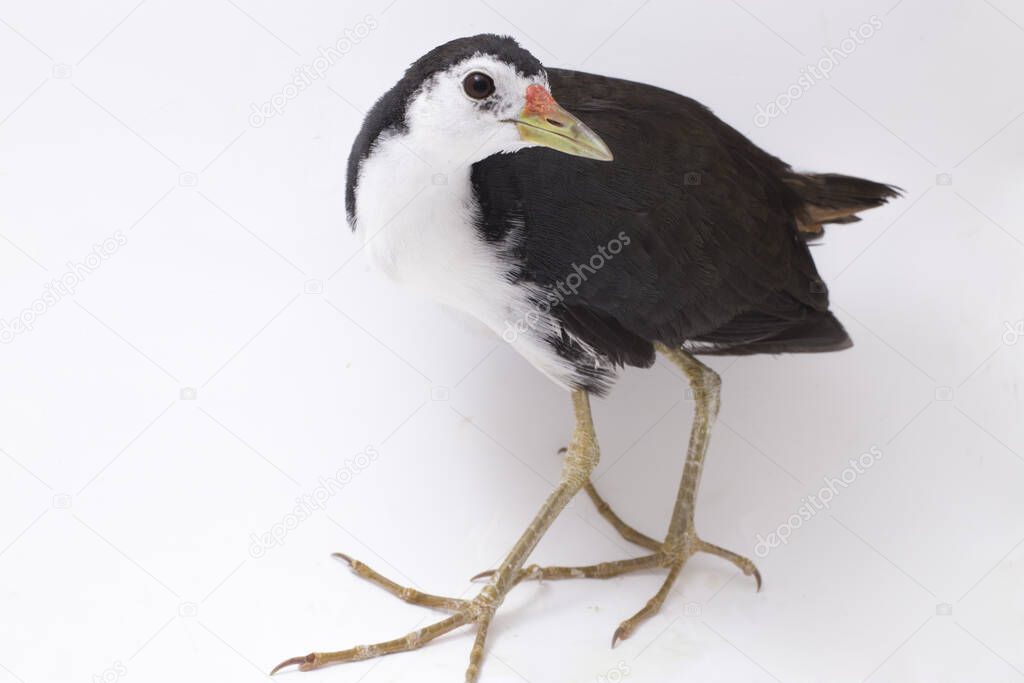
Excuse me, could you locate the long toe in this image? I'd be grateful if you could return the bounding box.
[271,611,474,675]
[333,552,470,612]
[697,539,762,591]
[611,562,683,646]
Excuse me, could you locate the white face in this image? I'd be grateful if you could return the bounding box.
[403,54,549,162]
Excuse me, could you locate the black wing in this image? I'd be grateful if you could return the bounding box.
[471,68,893,374]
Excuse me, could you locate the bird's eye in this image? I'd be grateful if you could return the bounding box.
[463,72,495,100]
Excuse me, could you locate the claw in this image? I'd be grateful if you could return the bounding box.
[611,623,630,648]
[470,569,495,582]
[752,566,762,592]
[331,552,355,566]
[270,653,316,674]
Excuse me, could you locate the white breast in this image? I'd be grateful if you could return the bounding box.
[352,134,584,389]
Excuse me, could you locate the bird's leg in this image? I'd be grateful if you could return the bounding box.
[272,390,600,682]
[609,344,760,643]
[554,447,661,551]
[475,345,760,646]
[582,476,661,551]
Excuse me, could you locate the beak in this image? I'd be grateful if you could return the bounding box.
[511,84,613,161]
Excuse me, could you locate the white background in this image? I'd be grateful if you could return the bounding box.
[1,1,1023,681]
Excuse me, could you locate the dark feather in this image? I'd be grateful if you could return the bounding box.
[788,173,902,238]
[471,68,897,390]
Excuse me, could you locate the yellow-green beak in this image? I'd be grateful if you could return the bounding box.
[512,84,613,162]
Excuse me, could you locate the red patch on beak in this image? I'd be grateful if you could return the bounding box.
[524,84,558,116]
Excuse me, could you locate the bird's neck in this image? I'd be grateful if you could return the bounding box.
[356,132,475,234]
[353,132,477,268]
[394,127,487,171]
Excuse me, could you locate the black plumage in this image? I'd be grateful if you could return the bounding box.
[470,67,899,392]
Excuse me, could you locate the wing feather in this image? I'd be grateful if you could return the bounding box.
[472,68,848,364]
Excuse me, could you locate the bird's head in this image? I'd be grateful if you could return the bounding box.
[370,34,613,164]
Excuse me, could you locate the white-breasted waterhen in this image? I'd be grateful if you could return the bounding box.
[273,34,900,681]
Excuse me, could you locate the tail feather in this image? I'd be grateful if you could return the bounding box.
[786,172,902,239]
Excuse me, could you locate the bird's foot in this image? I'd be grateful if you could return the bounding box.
[610,533,760,645]
[473,466,760,646]
[472,531,759,646]
[271,553,501,681]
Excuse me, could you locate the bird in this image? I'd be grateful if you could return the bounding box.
[273,33,899,680]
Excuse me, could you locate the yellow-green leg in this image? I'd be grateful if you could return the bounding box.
[556,446,661,552]
[479,345,761,646]
[272,390,601,682]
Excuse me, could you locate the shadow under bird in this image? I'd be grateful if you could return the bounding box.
[273,34,900,680]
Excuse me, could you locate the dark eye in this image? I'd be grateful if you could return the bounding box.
[463,72,495,100]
